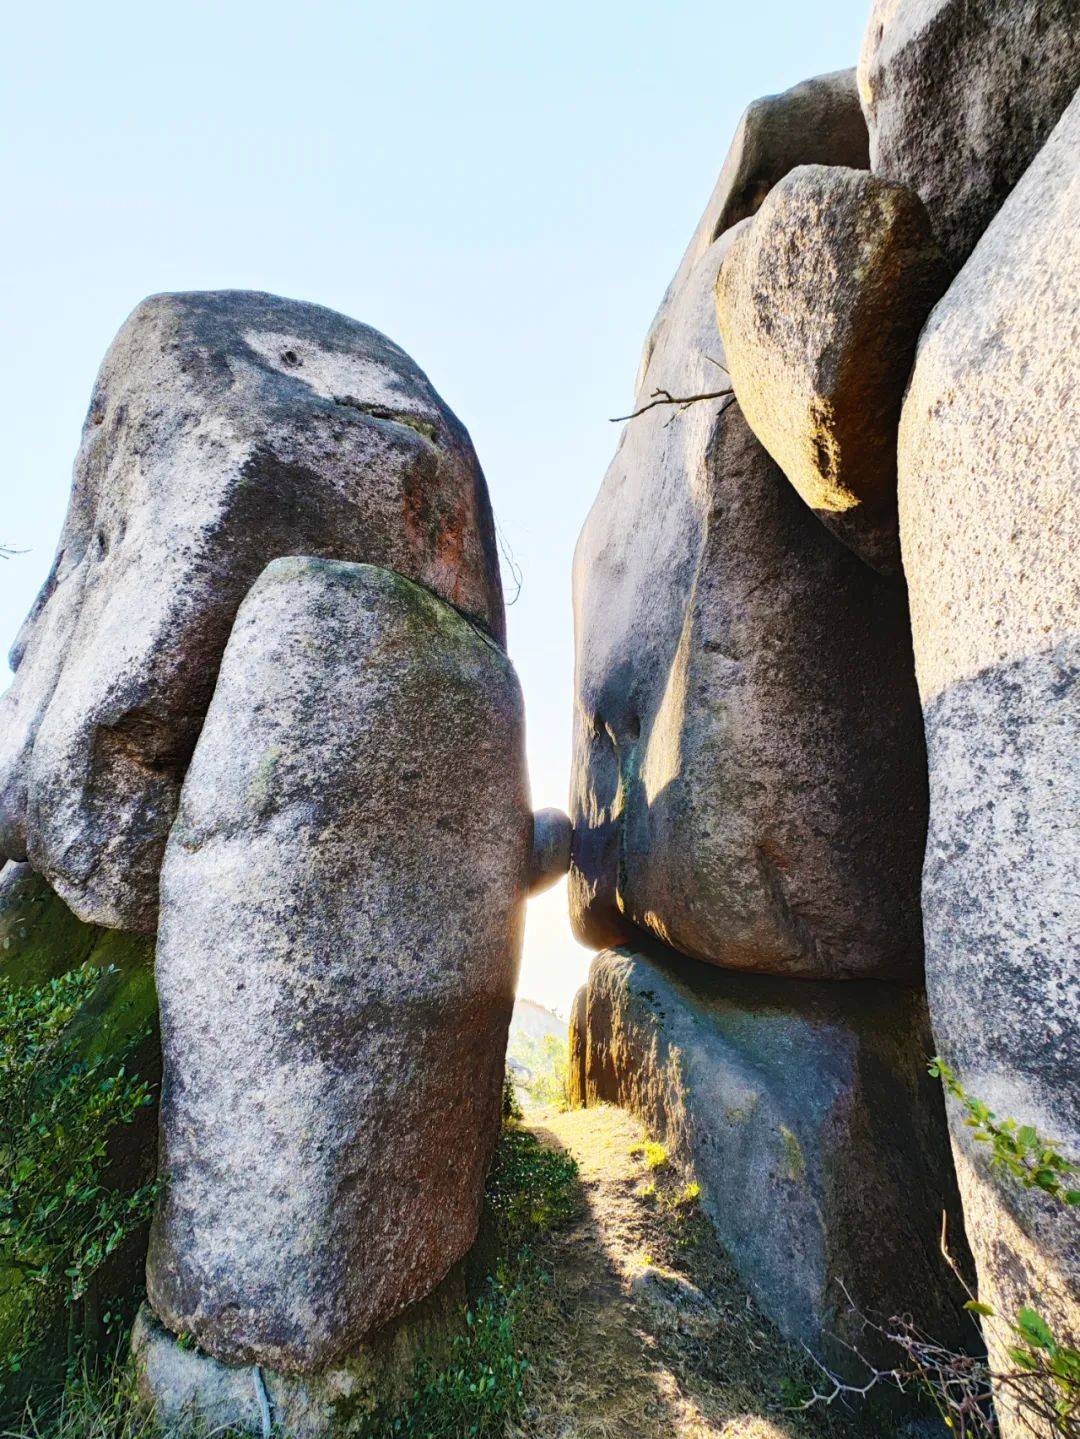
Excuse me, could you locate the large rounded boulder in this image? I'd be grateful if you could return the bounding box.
[0,292,504,933]
[145,558,530,1373]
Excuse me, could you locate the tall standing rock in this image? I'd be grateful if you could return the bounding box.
[146,558,530,1374]
[0,291,504,933]
[571,188,927,978]
[715,164,950,574]
[858,0,1080,267]
[898,92,1080,1429]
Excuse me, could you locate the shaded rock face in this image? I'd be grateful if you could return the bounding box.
[858,0,1080,267]
[0,291,504,934]
[715,165,950,574]
[527,807,572,895]
[570,217,927,978]
[146,559,530,1373]
[132,1269,467,1439]
[898,92,1080,1407]
[639,68,869,394]
[571,947,971,1379]
[568,985,588,1110]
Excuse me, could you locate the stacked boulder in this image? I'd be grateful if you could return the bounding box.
[569,66,970,1380]
[621,5,1077,1433]
[0,292,568,1435]
[0,290,507,934]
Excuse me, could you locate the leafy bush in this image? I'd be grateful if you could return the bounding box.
[506,1031,570,1111]
[500,1071,523,1126]
[0,963,157,1379]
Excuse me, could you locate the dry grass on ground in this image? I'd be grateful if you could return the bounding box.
[510,1103,863,1439]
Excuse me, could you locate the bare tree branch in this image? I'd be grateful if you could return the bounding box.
[610,387,735,423]
[495,517,523,607]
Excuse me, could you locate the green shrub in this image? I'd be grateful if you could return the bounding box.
[849,1061,1080,1436]
[930,1056,1079,1205]
[0,963,158,1381]
[358,1121,580,1437]
[505,1032,570,1111]
[500,1071,523,1126]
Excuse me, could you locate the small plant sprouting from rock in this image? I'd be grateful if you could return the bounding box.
[0,963,157,1379]
[796,1063,1080,1435]
[928,1056,1079,1205]
[630,1140,669,1171]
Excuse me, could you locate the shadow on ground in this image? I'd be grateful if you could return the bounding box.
[512,1103,882,1439]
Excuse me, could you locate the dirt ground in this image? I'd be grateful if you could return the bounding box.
[512,1103,869,1439]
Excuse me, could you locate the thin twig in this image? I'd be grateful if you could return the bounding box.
[610,386,734,423]
[495,517,523,606]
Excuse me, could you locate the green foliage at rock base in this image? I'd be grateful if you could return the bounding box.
[0,963,158,1392]
[0,868,159,1413]
[912,1059,1080,1435]
[355,1119,580,1438]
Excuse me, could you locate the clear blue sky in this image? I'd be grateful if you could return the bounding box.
[1,0,870,1015]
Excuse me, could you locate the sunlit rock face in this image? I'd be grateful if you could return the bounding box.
[898,94,1080,1428]
[146,560,530,1373]
[569,211,927,979]
[570,947,971,1379]
[714,163,950,576]
[637,67,870,399]
[0,290,504,933]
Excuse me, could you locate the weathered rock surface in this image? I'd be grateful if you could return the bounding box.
[527,807,572,894]
[638,68,869,393]
[571,209,927,977]
[146,559,530,1373]
[568,984,588,1110]
[571,947,971,1378]
[132,1270,466,1439]
[898,91,1080,1412]
[0,862,157,1404]
[0,291,504,934]
[858,0,1080,267]
[715,165,950,573]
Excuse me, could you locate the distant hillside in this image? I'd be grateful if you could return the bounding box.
[511,997,568,1044]
[507,999,569,1105]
